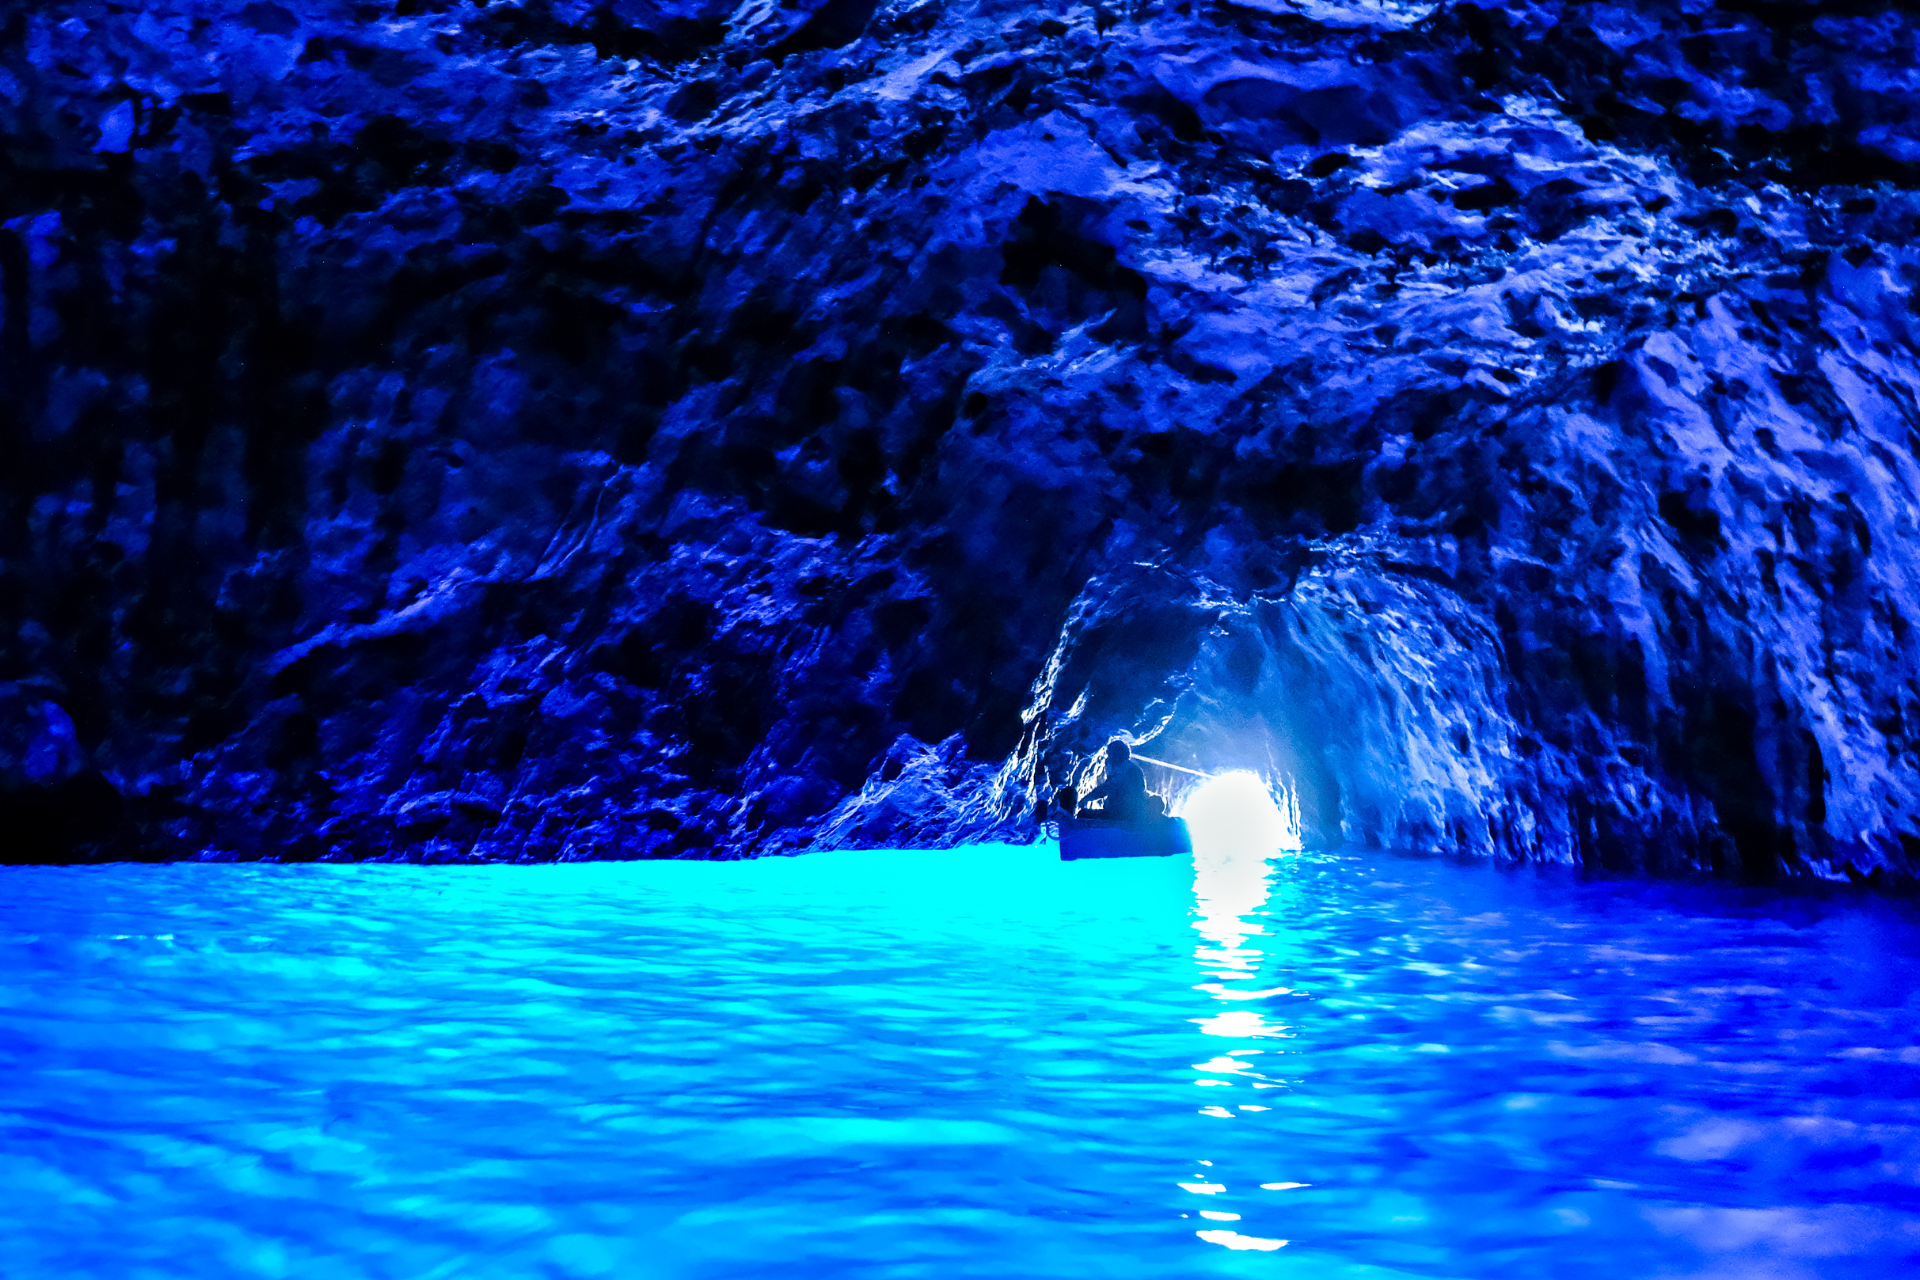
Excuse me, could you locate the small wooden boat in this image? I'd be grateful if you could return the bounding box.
[1058,814,1193,861]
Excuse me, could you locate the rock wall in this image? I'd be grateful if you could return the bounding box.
[2,0,1917,877]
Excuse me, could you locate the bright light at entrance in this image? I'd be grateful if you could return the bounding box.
[1179,772,1297,860]
[1180,771,1296,966]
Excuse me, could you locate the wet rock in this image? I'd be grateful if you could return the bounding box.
[0,690,86,790]
[0,0,1918,878]
[0,687,124,862]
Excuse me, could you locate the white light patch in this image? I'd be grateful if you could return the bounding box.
[1196,1229,1288,1251]
[1179,772,1297,859]
[1191,1009,1286,1039]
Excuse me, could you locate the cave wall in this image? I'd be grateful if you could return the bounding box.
[1,0,1917,877]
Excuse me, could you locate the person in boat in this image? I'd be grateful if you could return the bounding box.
[1079,738,1148,823]
[1035,783,1079,823]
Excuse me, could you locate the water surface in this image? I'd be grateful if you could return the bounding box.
[4,846,1919,1278]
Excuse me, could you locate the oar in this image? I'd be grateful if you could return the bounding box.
[1129,753,1214,779]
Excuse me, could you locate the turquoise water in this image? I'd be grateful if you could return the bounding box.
[4,845,1920,1279]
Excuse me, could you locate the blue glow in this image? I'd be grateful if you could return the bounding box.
[3,854,1920,1276]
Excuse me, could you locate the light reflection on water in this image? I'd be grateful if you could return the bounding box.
[3,846,1920,1278]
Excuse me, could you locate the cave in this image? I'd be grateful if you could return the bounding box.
[4,0,1920,1273]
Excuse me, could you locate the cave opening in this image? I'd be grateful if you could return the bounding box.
[1175,769,1300,861]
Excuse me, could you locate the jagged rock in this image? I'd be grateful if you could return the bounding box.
[1,0,1918,879]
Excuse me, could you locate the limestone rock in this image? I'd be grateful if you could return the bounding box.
[1,0,1917,879]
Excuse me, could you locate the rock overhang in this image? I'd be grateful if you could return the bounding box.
[0,0,1916,881]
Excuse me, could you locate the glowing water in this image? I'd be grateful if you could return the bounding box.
[4,848,1919,1278]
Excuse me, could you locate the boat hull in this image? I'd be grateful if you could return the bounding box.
[1058,815,1193,861]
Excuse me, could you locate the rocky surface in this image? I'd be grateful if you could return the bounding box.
[2,0,1918,877]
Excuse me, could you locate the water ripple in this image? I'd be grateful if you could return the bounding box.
[4,848,1920,1278]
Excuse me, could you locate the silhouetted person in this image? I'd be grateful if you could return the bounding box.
[1036,783,1079,822]
[1081,739,1148,823]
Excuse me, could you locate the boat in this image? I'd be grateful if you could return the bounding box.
[1058,813,1193,861]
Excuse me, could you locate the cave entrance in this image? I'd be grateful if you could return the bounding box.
[1173,769,1300,860]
